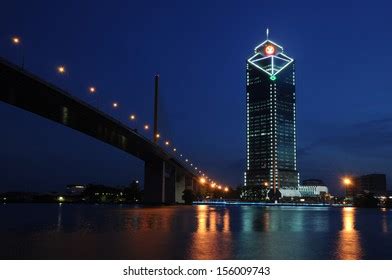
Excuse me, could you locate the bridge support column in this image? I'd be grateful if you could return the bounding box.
[144,159,176,204]
[175,170,186,203]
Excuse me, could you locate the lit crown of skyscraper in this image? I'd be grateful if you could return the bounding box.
[247,36,293,79]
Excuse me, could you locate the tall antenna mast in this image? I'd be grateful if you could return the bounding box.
[153,74,159,144]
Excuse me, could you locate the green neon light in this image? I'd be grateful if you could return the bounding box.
[270,75,276,81]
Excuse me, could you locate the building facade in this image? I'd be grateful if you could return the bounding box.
[244,36,299,199]
[353,174,387,196]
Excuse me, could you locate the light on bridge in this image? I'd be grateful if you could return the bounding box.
[165,141,170,146]
[144,124,149,130]
[129,114,136,120]
[89,87,96,94]
[11,36,21,45]
[57,66,66,74]
[112,102,119,108]
[224,187,229,192]
[173,148,177,152]
[199,177,206,184]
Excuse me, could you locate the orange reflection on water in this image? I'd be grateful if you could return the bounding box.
[189,205,232,259]
[336,207,363,259]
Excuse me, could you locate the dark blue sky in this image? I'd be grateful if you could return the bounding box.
[1,0,391,194]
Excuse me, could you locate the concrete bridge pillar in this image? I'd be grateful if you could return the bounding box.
[175,170,186,203]
[144,159,176,204]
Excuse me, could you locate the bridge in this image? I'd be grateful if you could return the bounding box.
[0,57,203,204]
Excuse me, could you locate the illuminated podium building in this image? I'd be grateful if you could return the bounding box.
[244,34,299,200]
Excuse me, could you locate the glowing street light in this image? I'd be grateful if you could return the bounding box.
[342,176,353,199]
[211,182,216,188]
[173,148,177,152]
[224,187,229,192]
[57,65,66,74]
[144,124,149,130]
[11,36,25,68]
[342,177,352,186]
[217,185,222,190]
[156,133,160,139]
[11,36,20,45]
[199,177,206,184]
[89,87,96,94]
[112,102,119,108]
[129,114,136,120]
[165,141,170,146]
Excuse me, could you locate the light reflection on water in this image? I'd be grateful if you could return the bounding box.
[336,207,362,260]
[0,203,392,259]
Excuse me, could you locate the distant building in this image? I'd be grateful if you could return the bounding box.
[279,179,328,198]
[299,179,328,197]
[66,184,87,195]
[280,188,301,198]
[356,174,387,196]
[244,33,299,201]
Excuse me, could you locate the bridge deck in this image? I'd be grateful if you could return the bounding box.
[0,57,194,177]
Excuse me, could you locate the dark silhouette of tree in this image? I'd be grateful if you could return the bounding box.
[182,189,196,204]
[354,193,378,208]
[123,181,141,203]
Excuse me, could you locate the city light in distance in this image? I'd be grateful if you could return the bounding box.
[199,177,206,184]
[156,133,160,139]
[129,114,136,120]
[173,148,177,152]
[58,196,65,202]
[112,102,119,108]
[217,185,222,190]
[165,141,169,146]
[224,187,229,192]
[144,124,149,130]
[57,66,66,74]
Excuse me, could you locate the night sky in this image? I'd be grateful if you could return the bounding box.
[1,0,391,194]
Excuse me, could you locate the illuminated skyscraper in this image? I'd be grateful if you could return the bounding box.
[244,33,299,200]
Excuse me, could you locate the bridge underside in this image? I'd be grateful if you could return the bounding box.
[0,58,198,204]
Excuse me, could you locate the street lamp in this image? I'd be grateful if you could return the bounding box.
[88,87,100,108]
[11,36,24,68]
[11,37,20,45]
[342,177,352,198]
[129,114,136,120]
[89,87,96,94]
[57,65,66,74]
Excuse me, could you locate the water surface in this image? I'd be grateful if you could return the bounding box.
[0,203,391,259]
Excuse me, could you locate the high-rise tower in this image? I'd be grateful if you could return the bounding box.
[244,33,299,200]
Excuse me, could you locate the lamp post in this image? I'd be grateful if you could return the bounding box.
[342,177,352,199]
[88,86,99,109]
[11,36,24,69]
